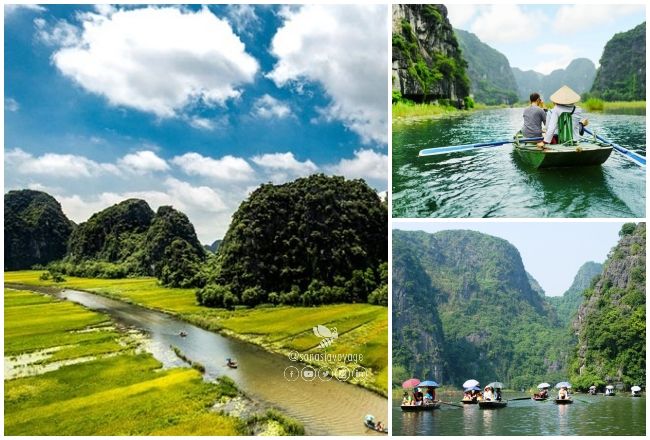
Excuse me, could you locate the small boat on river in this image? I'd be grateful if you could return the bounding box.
[179,331,187,337]
[605,385,616,396]
[513,137,612,169]
[555,398,573,404]
[478,400,507,409]
[533,396,548,401]
[226,358,238,368]
[364,415,388,433]
[461,398,479,404]
[400,402,441,412]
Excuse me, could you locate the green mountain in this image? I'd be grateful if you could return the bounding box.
[58,199,205,287]
[454,29,518,105]
[392,4,470,105]
[204,240,222,253]
[392,229,571,389]
[548,262,603,326]
[527,272,545,297]
[512,58,596,102]
[569,223,645,389]
[591,22,645,101]
[200,174,388,308]
[4,190,74,270]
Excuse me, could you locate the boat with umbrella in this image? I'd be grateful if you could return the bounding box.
[631,386,642,397]
[461,379,480,404]
[555,382,573,404]
[588,385,597,395]
[400,378,441,411]
[533,383,551,401]
[605,385,616,396]
[478,382,507,409]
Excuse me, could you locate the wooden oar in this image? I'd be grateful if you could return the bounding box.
[583,127,646,167]
[438,401,464,408]
[509,397,533,401]
[419,137,543,157]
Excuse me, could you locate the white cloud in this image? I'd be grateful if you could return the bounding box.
[445,4,478,28]
[251,152,317,182]
[5,148,120,178]
[532,44,577,75]
[251,94,292,119]
[163,177,226,213]
[5,97,19,112]
[553,5,645,33]
[326,149,387,181]
[172,152,255,182]
[118,150,169,174]
[268,5,388,144]
[226,4,259,34]
[43,6,259,119]
[5,4,45,17]
[188,117,215,131]
[470,5,536,44]
[34,17,80,46]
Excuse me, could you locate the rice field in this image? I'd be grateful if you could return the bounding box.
[5,271,389,393]
[4,287,244,435]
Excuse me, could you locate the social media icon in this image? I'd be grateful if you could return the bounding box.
[301,366,316,381]
[284,366,299,381]
[336,367,351,381]
[352,367,367,379]
[318,367,333,381]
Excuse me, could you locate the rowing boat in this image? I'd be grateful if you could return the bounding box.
[461,399,478,404]
[533,396,548,401]
[555,398,573,404]
[400,402,441,412]
[513,138,613,168]
[478,400,507,409]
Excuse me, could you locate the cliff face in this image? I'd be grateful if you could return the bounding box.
[4,190,74,270]
[548,261,603,326]
[392,229,571,388]
[591,22,646,101]
[392,4,469,105]
[512,58,596,102]
[570,223,645,388]
[454,29,518,105]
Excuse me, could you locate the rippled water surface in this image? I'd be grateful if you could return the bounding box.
[393,394,646,435]
[392,109,646,218]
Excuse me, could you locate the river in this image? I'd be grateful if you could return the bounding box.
[392,108,646,218]
[24,287,387,436]
[392,394,646,435]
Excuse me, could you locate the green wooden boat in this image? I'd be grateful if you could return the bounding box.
[513,137,613,169]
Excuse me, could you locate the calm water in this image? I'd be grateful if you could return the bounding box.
[20,287,387,436]
[392,108,646,218]
[392,394,646,435]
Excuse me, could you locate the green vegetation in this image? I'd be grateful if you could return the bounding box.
[548,262,603,326]
[569,223,646,390]
[392,5,469,104]
[591,22,646,101]
[582,98,645,115]
[4,189,74,270]
[202,174,387,308]
[454,29,518,105]
[4,288,245,435]
[392,229,573,391]
[57,199,206,288]
[6,271,388,393]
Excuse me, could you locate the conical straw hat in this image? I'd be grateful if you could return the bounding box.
[550,85,581,105]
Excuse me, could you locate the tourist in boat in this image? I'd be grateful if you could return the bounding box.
[414,389,424,406]
[539,388,548,399]
[424,390,433,404]
[427,386,436,402]
[483,386,494,401]
[402,391,412,405]
[537,85,589,148]
[495,387,502,401]
[522,92,547,138]
[558,386,569,400]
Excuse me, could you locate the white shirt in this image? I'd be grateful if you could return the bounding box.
[543,104,584,143]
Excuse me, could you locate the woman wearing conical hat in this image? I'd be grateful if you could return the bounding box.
[536,85,589,148]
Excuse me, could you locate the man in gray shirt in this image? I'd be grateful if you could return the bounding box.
[522,92,547,138]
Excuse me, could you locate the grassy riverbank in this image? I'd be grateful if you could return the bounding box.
[392,101,506,122]
[4,288,260,435]
[583,99,645,114]
[5,271,388,395]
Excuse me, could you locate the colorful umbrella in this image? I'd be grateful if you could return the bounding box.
[418,380,439,388]
[463,379,480,388]
[606,385,614,390]
[538,383,551,389]
[402,378,420,389]
[464,385,481,392]
[555,382,572,389]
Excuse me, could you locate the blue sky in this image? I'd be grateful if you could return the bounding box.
[393,221,626,296]
[4,4,388,242]
[447,4,646,74]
